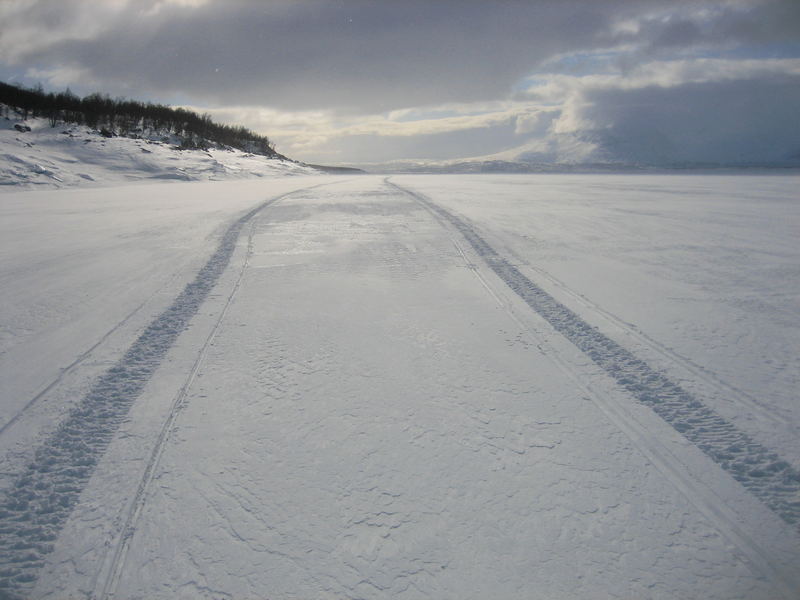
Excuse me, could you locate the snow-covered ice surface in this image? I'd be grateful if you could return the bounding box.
[387,177,800,524]
[0,177,337,593]
[0,175,798,599]
[0,177,332,434]
[390,174,800,465]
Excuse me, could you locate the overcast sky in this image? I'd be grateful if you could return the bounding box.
[1,0,798,165]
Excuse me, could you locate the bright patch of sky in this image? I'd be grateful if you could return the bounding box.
[532,51,626,78]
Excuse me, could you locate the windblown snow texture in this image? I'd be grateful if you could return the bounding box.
[0,195,283,598]
[388,180,800,529]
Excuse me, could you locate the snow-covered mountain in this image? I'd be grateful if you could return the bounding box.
[361,129,800,174]
[494,129,800,169]
[1,110,319,189]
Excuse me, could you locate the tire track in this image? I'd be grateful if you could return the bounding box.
[0,184,329,600]
[96,214,260,600]
[0,267,187,437]
[388,179,800,596]
[515,256,793,430]
[387,179,800,529]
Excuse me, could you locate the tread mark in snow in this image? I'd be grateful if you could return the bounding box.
[520,258,793,431]
[0,184,329,599]
[98,213,260,600]
[0,268,187,437]
[387,180,800,530]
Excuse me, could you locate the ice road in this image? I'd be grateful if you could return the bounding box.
[1,174,798,599]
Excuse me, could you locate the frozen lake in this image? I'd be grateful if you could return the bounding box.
[1,174,798,599]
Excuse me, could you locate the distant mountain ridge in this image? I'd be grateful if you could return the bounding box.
[360,125,800,174]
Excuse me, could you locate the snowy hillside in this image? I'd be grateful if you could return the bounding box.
[0,111,318,189]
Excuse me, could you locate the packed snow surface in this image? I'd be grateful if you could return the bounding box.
[0,174,798,599]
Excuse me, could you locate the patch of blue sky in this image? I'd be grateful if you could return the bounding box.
[534,50,624,76]
[511,50,623,93]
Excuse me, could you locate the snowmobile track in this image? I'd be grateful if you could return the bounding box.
[389,178,800,593]
[511,252,794,431]
[0,183,332,600]
[387,179,800,527]
[97,215,261,600]
[0,268,187,437]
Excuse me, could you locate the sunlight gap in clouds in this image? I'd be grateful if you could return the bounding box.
[183,51,799,164]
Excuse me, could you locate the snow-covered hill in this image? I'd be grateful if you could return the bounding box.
[0,111,318,189]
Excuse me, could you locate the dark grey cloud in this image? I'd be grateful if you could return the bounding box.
[574,74,800,164]
[10,0,618,111]
[708,0,800,45]
[621,0,800,57]
[10,0,795,112]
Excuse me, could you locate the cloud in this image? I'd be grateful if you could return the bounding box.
[191,101,540,161]
[505,58,800,165]
[1,0,798,164]
[517,57,800,105]
[565,76,800,164]
[299,120,522,164]
[601,0,800,58]
[0,0,680,111]
[514,109,560,135]
[0,0,131,62]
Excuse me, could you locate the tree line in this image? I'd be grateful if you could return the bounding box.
[0,81,281,157]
